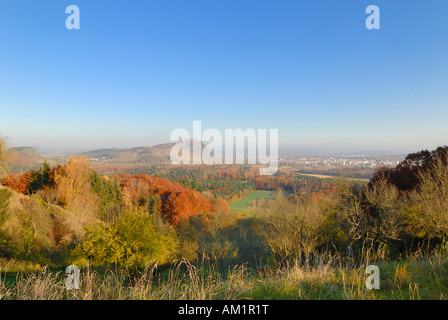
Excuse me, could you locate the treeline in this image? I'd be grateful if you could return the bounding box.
[147,165,258,201]
[294,166,374,180]
[125,164,339,202]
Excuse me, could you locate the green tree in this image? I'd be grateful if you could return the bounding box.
[28,161,52,194]
[146,194,159,215]
[90,172,125,223]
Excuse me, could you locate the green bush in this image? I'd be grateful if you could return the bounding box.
[77,207,179,269]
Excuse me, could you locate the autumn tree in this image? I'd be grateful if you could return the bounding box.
[0,171,34,194]
[54,156,100,241]
[371,146,448,191]
[118,174,214,225]
[54,156,94,206]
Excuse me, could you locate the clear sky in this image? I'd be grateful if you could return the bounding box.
[0,0,447,155]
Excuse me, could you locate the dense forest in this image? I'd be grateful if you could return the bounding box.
[124,164,338,202]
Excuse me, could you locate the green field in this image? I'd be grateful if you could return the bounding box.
[230,190,272,216]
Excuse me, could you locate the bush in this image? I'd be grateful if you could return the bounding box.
[253,192,325,265]
[0,188,12,257]
[77,207,179,269]
[363,177,404,247]
[412,151,448,239]
[329,177,405,261]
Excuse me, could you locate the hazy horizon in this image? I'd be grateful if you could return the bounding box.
[1,1,447,156]
[3,138,435,158]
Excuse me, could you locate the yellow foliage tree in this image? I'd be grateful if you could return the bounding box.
[54,156,100,242]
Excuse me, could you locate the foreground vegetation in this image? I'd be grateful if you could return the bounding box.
[1,250,447,300]
[0,139,448,299]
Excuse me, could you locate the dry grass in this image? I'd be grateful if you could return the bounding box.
[0,253,447,300]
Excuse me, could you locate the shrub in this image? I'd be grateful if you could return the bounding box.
[413,151,448,240]
[253,192,325,265]
[0,188,12,257]
[78,207,179,269]
[363,177,404,247]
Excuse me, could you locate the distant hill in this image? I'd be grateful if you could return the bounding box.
[3,141,211,175]
[80,143,175,165]
[80,140,210,167]
[32,145,88,155]
[5,147,47,172]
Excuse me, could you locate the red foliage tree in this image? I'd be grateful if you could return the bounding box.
[0,171,34,194]
[117,174,215,224]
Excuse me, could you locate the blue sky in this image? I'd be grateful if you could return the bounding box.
[0,0,447,154]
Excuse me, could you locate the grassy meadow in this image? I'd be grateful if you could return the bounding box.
[230,190,272,216]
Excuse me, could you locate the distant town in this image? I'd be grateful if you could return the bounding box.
[279,154,402,169]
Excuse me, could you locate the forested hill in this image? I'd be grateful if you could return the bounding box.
[80,143,174,163]
[3,147,47,173]
[1,143,176,173]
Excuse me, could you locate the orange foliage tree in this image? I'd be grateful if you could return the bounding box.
[0,171,34,194]
[117,174,217,224]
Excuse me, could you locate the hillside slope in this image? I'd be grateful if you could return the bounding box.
[4,147,47,173]
[80,143,174,165]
